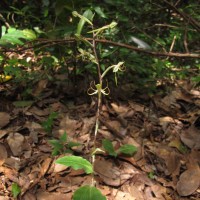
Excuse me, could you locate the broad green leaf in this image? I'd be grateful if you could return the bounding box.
[94,7,107,18]
[0,26,36,46]
[75,9,94,35]
[13,100,34,107]
[102,139,117,157]
[73,185,106,200]
[117,144,137,156]
[22,29,37,40]
[11,183,21,198]
[55,156,93,174]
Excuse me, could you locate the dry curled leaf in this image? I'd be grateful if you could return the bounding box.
[176,164,200,196]
[0,143,8,165]
[0,112,10,128]
[180,126,200,149]
[7,133,25,156]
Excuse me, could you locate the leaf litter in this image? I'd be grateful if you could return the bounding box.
[0,79,200,200]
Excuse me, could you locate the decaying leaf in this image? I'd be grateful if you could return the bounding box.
[180,125,200,149]
[94,158,142,187]
[7,133,25,156]
[0,143,8,165]
[176,164,200,196]
[0,112,10,128]
[59,115,80,137]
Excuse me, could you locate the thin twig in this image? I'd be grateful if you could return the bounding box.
[1,38,200,58]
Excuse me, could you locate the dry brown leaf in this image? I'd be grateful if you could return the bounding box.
[107,120,127,136]
[59,115,80,137]
[7,133,25,156]
[53,163,68,173]
[36,191,71,200]
[180,125,200,149]
[0,130,8,139]
[111,102,129,114]
[94,158,140,187]
[154,146,181,176]
[123,173,153,200]
[0,143,8,165]
[68,168,85,176]
[0,112,10,128]
[81,116,95,135]
[22,191,36,200]
[113,191,134,200]
[190,150,200,164]
[150,184,168,200]
[32,79,48,97]
[3,157,22,171]
[0,196,9,200]
[128,101,145,113]
[159,116,174,131]
[176,164,200,196]
[94,158,121,186]
[154,89,186,114]
[28,106,50,117]
[129,185,145,200]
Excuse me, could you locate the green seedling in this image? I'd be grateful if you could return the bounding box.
[49,132,81,156]
[148,171,155,179]
[11,183,21,199]
[42,112,58,134]
[102,139,137,157]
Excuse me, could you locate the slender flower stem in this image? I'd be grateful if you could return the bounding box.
[91,26,102,187]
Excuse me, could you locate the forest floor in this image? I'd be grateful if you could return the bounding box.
[0,75,200,200]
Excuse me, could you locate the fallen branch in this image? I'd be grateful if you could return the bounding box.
[1,38,200,58]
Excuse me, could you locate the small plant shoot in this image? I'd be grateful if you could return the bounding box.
[103,139,137,157]
[49,132,81,156]
[42,112,58,134]
[11,183,21,198]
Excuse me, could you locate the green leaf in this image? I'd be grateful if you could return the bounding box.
[73,185,106,200]
[22,29,37,40]
[55,156,93,174]
[75,9,94,35]
[102,139,117,157]
[117,144,137,156]
[49,112,58,120]
[0,26,36,46]
[11,183,21,198]
[59,132,67,143]
[94,7,107,18]
[48,140,63,155]
[148,171,155,179]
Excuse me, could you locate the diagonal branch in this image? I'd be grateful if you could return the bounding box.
[163,0,200,33]
[1,38,200,58]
